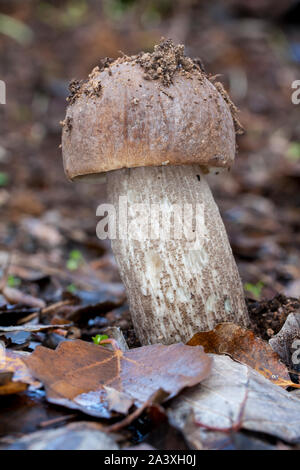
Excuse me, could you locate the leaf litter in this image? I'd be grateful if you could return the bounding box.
[187,322,298,388]
[168,355,300,448]
[0,347,40,395]
[5,422,120,451]
[24,339,212,419]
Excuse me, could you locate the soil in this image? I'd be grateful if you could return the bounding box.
[67,79,84,106]
[247,295,300,341]
[135,38,202,86]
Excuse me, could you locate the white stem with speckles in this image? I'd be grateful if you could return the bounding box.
[107,165,249,345]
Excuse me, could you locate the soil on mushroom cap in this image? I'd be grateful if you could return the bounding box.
[135,38,203,86]
[65,38,242,135]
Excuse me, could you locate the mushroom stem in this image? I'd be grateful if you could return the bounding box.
[107,164,249,345]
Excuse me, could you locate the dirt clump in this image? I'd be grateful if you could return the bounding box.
[67,79,85,105]
[60,116,73,134]
[135,38,203,86]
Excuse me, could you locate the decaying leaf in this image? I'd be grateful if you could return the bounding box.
[0,349,40,395]
[1,286,46,309]
[0,323,71,332]
[25,339,212,418]
[168,355,300,446]
[187,323,294,387]
[269,312,300,370]
[5,422,120,450]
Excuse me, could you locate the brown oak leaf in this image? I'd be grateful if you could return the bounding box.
[187,323,297,388]
[25,340,212,418]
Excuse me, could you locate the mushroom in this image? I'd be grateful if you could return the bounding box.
[62,40,250,345]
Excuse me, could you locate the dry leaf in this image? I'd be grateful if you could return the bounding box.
[187,323,294,387]
[269,312,300,370]
[5,422,120,450]
[25,340,212,418]
[0,324,71,332]
[0,349,40,395]
[21,218,64,247]
[1,286,46,309]
[168,355,300,446]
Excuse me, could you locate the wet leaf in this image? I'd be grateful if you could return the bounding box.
[25,340,212,418]
[168,355,300,446]
[187,323,294,387]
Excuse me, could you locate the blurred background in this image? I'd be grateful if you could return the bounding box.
[0,0,300,309]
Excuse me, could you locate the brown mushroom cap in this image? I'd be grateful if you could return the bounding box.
[62,47,237,181]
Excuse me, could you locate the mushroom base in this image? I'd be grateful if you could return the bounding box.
[107,165,249,345]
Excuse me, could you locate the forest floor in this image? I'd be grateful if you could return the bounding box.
[0,0,300,450]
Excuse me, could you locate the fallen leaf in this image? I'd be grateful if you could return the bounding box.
[1,286,45,309]
[269,312,300,371]
[187,323,293,387]
[21,217,64,247]
[0,323,71,332]
[25,340,212,418]
[0,349,40,395]
[106,388,169,433]
[66,287,126,324]
[167,410,277,450]
[9,190,44,216]
[168,355,300,446]
[5,422,120,450]
[0,330,31,349]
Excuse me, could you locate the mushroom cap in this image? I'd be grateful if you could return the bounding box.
[62,59,236,181]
